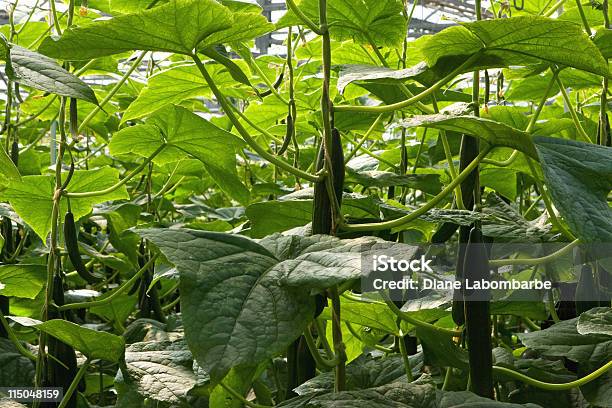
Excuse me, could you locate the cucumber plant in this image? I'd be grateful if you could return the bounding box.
[0,0,611,407]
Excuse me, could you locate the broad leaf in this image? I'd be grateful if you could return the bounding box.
[577,307,612,337]
[422,16,609,77]
[6,46,98,105]
[136,228,315,382]
[116,338,198,405]
[278,0,407,47]
[2,168,129,241]
[0,264,45,299]
[39,0,272,60]
[121,63,239,123]
[395,114,538,159]
[534,137,612,243]
[36,319,125,362]
[0,338,35,388]
[110,105,249,203]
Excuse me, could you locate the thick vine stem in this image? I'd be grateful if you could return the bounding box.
[340,147,490,231]
[0,312,36,361]
[191,53,322,183]
[493,361,612,390]
[333,53,481,113]
[489,239,580,267]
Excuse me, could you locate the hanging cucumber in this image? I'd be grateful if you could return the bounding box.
[64,211,103,284]
[10,140,18,166]
[312,128,344,235]
[452,134,479,326]
[463,226,493,398]
[43,274,83,408]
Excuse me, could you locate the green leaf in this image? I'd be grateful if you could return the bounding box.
[116,338,198,405]
[519,316,612,372]
[0,147,21,183]
[136,228,315,382]
[111,105,250,203]
[121,63,238,123]
[0,264,45,299]
[534,137,612,243]
[577,307,612,337]
[39,0,234,59]
[0,338,35,388]
[346,169,442,194]
[337,63,430,94]
[2,168,129,241]
[36,319,125,362]
[294,353,424,395]
[594,29,612,59]
[277,0,407,47]
[422,16,609,77]
[197,12,273,50]
[395,114,538,159]
[6,46,98,105]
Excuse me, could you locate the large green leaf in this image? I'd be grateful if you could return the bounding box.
[137,229,418,381]
[2,168,129,241]
[277,0,407,47]
[519,315,612,372]
[594,29,612,59]
[110,105,249,203]
[0,264,45,299]
[421,16,609,77]
[38,0,234,59]
[395,114,538,159]
[36,319,125,362]
[136,228,315,382]
[116,338,199,405]
[577,307,612,337]
[122,63,238,123]
[534,137,612,243]
[0,338,35,388]
[6,46,98,105]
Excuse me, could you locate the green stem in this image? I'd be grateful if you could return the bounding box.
[315,318,334,357]
[80,52,148,132]
[543,0,566,16]
[57,255,158,311]
[329,285,346,392]
[344,114,384,163]
[340,147,490,231]
[57,359,91,408]
[334,53,481,113]
[0,312,36,361]
[493,361,612,390]
[49,0,63,35]
[574,0,592,35]
[192,53,322,183]
[556,75,592,142]
[244,49,288,104]
[338,130,397,170]
[345,322,394,353]
[303,327,339,369]
[219,382,272,408]
[525,158,576,240]
[397,329,414,382]
[64,144,165,198]
[489,239,580,267]
[285,0,322,34]
[523,317,541,331]
[381,291,463,337]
